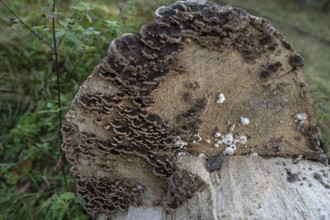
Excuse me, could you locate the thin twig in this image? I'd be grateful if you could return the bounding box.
[51,0,67,187]
[0,0,55,50]
[51,0,62,142]
[279,68,295,78]
[69,54,83,76]
[117,2,127,33]
[57,34,65,49]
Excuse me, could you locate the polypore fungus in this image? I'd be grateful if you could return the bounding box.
[61,0,328,218]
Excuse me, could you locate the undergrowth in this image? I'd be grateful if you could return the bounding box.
[0,0,163,219]
[0,0,329,219]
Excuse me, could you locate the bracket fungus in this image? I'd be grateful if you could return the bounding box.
[61,0,329,218]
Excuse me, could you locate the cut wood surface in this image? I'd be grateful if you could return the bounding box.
[98,156,330,220]
[61,0,329,219]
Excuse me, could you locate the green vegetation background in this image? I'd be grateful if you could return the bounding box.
[0,0,329,219]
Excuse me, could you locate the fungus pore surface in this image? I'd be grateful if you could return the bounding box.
[61,0,328,217]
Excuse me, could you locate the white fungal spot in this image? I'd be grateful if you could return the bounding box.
[214,132,221,137]
[293,155,303,164]
[213,143,219,148]
[217,139,223,145]
[221,133,233,145]
[228,124,236,132]
[223,144,236,155]
[174,137,187,149]
[205,139,211,143]
[104,124,111,130]
[192,133,202,142]
[136,185,144,191]
[250,152,258,157]
[216,93,225,104]
[177,152,188,156]
[294,112,307,121]
[234,135,247,145]
[240,117,250,125]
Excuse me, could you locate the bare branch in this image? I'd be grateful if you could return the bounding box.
[0,0,55,50]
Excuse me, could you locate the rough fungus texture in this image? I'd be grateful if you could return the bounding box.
[162,170,205,213]
[61,0,329,218]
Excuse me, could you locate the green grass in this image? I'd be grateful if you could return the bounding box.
[0,0,329,219]
[0,1,132,219]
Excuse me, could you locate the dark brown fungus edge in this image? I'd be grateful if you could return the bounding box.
[61,0,326,216]
[162,170,206,213]
[260,62,282,79]
[289,54,304,69]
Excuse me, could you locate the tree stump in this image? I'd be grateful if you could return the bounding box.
[61,1,330,219]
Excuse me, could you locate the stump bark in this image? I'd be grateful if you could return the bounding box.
[61,1,330,219]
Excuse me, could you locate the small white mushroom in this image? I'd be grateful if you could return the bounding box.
[294,112,307,121]
[221,133,233,145]
[192,133,202,142]
[240,116,250,125]
[216,93,225,104]
[214,132,221,137]
[234,135,247,145]
[223,144,236,155]
[205,139,211,143]
[228,124,236,132]
[174,137,187,149]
